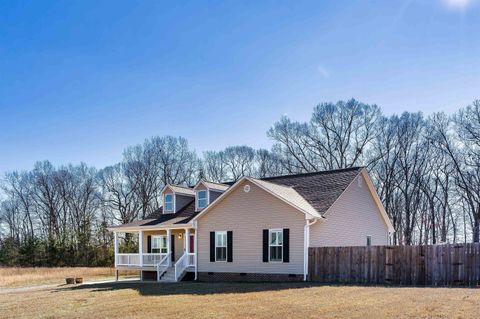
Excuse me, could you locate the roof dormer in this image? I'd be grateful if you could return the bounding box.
[161,185,195,214]
[193,180,229,211]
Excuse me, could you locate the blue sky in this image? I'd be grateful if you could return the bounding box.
[1,0,479,175]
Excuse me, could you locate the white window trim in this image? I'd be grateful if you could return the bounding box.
[164,193,174,213]
[269,229,283,263]
[151,235,168,254]
[196,190,208,211]
[367,235,372,246]
[215,231,227,262]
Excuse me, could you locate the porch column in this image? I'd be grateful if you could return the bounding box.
[185,228,190,254]
[114,232,118,267]
[139,230,144,267]
[166,229,172,266]
[194,222,198,280]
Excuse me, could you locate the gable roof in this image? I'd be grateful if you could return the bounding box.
[193,176,324,221]
[193,180,229,192]
[359,169,395,232]
[252,178,322,218]
[261,167,363,215]
[108,199,199,231]
[109,167,394,233]
[161,184,195,196]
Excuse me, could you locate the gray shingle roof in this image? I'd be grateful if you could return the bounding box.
[262,167,363,215]
[111,167,362,230]
[110,199,198,229]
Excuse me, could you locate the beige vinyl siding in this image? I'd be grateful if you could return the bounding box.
[197,180,305,274]
[309,174,389,247]
[196,185,207,191]
[142,229,195,261]
[172,230,184,260]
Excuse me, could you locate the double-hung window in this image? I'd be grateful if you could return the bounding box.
[164,194,173,212]
[197,190,207,209]
[215,231,227,262]
[152,236,168,254]
[269,229,283,262]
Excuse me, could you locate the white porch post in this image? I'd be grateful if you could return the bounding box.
[185,228,190,254]
[139,230,144,267]
[114,232,118,267]
[114,232,119,281]
[194,222,198,280]
[167,229,172,266]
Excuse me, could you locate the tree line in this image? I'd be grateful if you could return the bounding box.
[1,99,479,266]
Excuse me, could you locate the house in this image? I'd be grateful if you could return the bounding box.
[108,167,394,282]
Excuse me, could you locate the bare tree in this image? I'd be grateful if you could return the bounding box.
[255,149,286,178]
[203,150,228,183]
[98,163,140,225]
[151,136,199,186]
[268,99,382,172]
[430,108,480,242]
[222,146,256,181]
[123,141,163,219]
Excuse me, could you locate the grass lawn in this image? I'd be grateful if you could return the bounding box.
[1,281,479,319]
[0,267,138,288]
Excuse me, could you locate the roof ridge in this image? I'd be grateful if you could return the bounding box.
[250,176,294,189]
[202,179,229,186]
[170,184,193,190]
[260,166,364,181]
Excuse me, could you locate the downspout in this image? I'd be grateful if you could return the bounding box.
[193,220,198,280]
[304,218,318,281]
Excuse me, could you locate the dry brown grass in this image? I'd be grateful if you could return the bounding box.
[0,282,479,319]
[0,267,137,287]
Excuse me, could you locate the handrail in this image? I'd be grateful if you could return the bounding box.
[143,253,167,266]
[174,252,196,282]
[156,252,171,281]
[174,253,188,282]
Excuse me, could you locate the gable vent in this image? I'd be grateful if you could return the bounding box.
[243,184,251,193]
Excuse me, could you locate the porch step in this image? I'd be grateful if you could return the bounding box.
[158,267,176,282]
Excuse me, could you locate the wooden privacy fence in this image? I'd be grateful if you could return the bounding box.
[308,243,480,286]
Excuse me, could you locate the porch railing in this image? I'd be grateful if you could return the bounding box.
[116,253,167,267]
[116,254,141,266]
[188,253,195,267]
[143,253,167,267]
[174,253,195,282]
[157,252,171,281]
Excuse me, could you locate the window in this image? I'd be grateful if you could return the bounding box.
[367,235,372,246]
[269,229,283,262]
[164,194,173,211]
[215,231,227,262]
[197,190,207,209]
[152,236,168,254]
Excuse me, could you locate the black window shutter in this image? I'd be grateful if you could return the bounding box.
[147,235,152,253]
[210,232,215,262]
[227,231,233,262]
[283,228,290,263]
[171,234,175,261]
[263,229,269,262]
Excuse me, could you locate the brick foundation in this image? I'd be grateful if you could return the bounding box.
[198,272,303,282]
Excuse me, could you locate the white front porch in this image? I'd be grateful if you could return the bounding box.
[113,227,196,282]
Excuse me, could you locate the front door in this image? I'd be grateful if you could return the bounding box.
[189,234,194,253]
[171,234,175,262]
